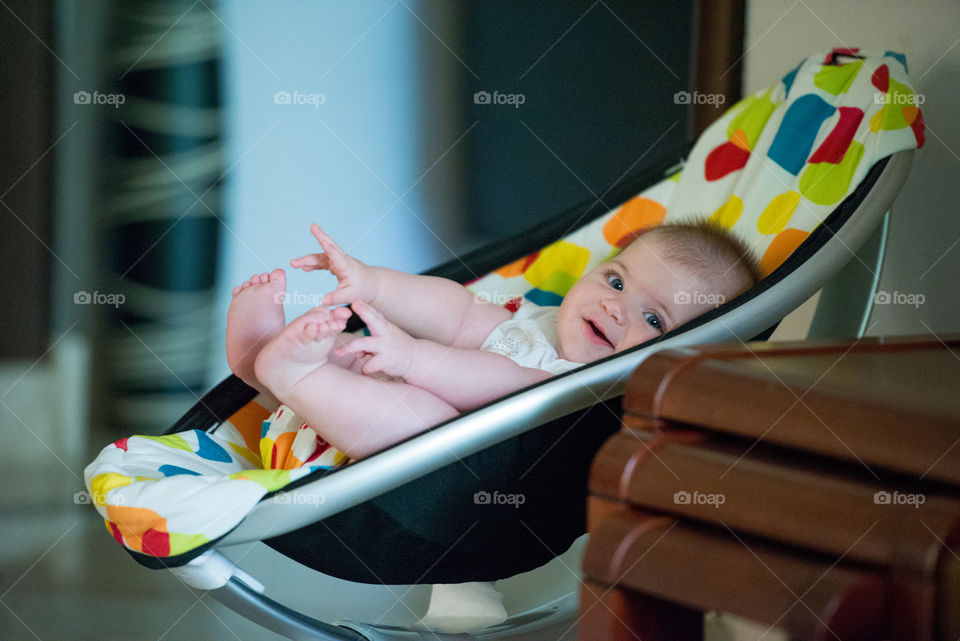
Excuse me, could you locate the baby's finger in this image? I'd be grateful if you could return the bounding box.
[324,246,351,275]
[322,288,354,307]
[311,226,355,275]
[351,300,389,336]
[290,253,330,271]
[361,355,386,377]
[334,343,369,360]
[336,336,376,357]
[310,224,346,258]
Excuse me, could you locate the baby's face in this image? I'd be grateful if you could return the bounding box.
[556,234,723,364]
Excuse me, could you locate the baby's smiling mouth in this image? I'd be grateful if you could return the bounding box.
[586,319,614,348]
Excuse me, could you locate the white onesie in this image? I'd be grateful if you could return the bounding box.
[479,301,583,374]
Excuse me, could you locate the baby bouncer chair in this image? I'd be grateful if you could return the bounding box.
[85,49,924,640]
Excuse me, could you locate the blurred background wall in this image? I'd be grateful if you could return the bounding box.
[34,0,696,457]
[208,0,693,387]
[745,0,960,340]
[0,2,699,637]
[2,1,959,638]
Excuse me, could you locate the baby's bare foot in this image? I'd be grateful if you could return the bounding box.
[226,268,287,389]
[254,306,348,395]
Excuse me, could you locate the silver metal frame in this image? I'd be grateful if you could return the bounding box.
[807,209,890,338]
[211,577,367,641]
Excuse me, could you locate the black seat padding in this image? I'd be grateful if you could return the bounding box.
[263,397,621,583]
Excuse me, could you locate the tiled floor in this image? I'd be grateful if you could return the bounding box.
[0,464,583,641]
[0,472,290,640]
[0,355,581,641]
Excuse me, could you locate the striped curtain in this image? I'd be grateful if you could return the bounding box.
[95,1,223,433]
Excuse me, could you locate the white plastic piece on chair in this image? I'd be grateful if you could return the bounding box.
[168,550,265,593]
[413,582,507,634]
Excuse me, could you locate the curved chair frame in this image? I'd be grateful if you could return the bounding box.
[155,150,916,640]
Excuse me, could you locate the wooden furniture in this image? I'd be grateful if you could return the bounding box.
[580,335,960,641]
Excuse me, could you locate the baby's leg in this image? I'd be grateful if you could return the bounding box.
[255,309,459,459]
[226,269,288,406]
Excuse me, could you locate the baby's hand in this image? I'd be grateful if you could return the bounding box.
[335,301,414,379]
[290,224,378,306]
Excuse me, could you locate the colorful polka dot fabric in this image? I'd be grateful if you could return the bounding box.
[83,49,924,564]
[468,48,924,303]
[83,399,345,561]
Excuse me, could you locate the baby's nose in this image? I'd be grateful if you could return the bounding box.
[601,299,624,324]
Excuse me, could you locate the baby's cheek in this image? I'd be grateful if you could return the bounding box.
[621,327,656,351]
[557,324,588,363]
[555,329,576,361]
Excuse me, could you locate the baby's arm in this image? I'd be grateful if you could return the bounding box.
[341,301,553,411]
[291,225,511,348]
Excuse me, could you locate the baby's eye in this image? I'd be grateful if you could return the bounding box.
[644,312,663,333]
[606,273,624,291]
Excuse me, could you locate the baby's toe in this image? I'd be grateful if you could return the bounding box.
[332,306,352,321]
[268,268,286,284]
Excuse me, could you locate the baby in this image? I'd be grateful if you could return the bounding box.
[226,221,760,460]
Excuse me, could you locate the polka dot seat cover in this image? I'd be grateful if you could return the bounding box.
[83,48,925,563]
[467,47,924,305]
